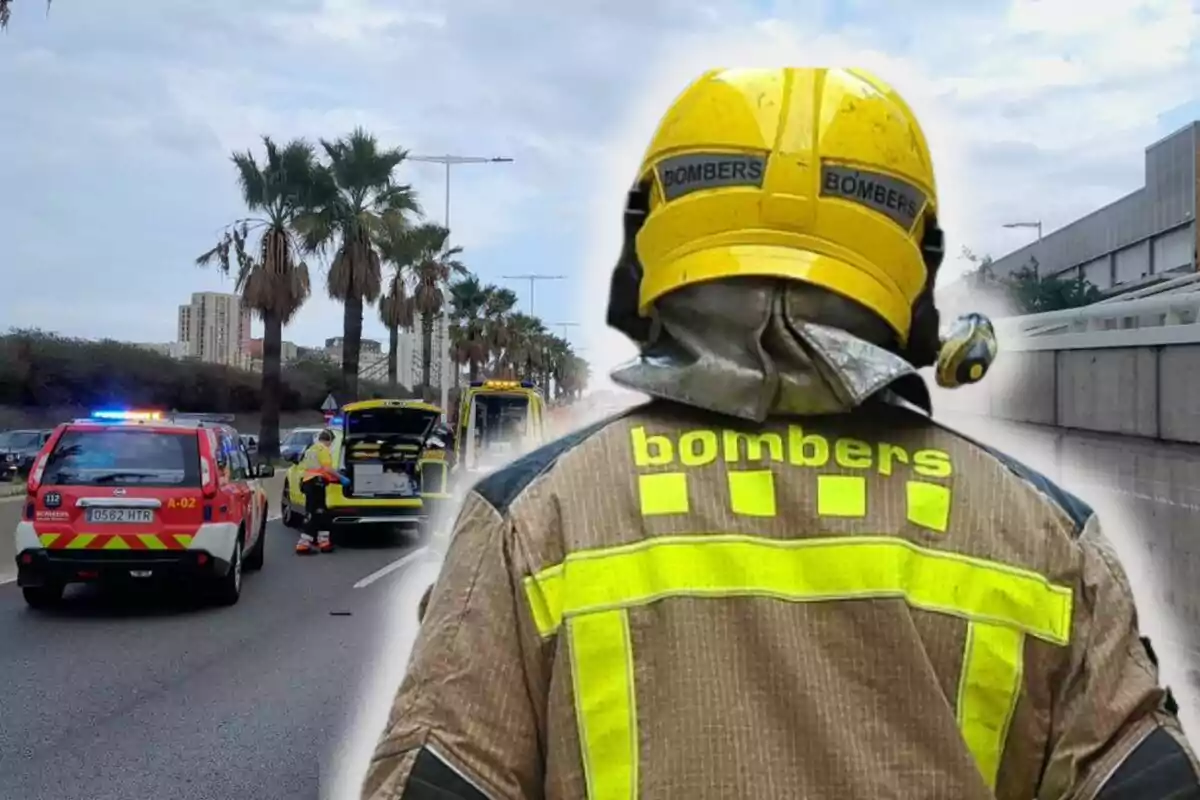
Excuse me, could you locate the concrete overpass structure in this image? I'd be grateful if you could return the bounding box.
[934,273,1200,443]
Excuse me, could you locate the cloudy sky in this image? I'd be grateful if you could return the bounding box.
[2,0,1199,383]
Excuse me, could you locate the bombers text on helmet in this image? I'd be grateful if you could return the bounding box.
[617,67,944,347]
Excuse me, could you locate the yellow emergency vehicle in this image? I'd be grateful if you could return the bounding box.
[281,399,451,535]
[454,380,546,475]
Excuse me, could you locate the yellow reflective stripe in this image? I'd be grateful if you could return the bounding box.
[103,536,130,550]
[38,534,60,547]
[139,534,168,550]
[525,535,1071,799]
[958,622,1024,789]
[174,534,194,548]
[523,563,564,637]
[569,610,637,800]
[66,534,96,549]
[522,535,1072,644]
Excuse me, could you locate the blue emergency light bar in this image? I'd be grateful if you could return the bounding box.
[329,416,344,426]
[90,409,164,421]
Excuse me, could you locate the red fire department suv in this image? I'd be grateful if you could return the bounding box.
[11,410,272,609]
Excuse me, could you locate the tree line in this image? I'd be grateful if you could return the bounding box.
[0,329,394,411]
[195,131,589,458]
[959,248,1105,314]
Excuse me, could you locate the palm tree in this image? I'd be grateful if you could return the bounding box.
[1,0,49,30]
[378,269,415,394]
[482,287,518,376]
[558,354,590,400]
[195,136,319,460]
[380,223,465,394]
[448,276,491,383]
[500,313,547,381]
[301,128,419,401]
[543,335,571,399]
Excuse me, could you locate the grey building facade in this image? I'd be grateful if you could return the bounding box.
[989,121,1198,292]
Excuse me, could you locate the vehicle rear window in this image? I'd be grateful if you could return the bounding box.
[284,431,318,448]
[347,411,433,437]
[42,429,202,487]
[474,395,530,443]
[4,431,43,449]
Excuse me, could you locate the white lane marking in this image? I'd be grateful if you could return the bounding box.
[353,547,429,590]
[267,513,281,522]
[0,493,26,504]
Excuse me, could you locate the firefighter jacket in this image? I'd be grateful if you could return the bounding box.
[362,399,1199,800]
[300,441,340,484]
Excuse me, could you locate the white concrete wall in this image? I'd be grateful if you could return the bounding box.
[932,344,1200,444]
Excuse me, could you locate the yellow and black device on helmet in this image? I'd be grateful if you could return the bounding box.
[607,67,971,373]
[935,312,998,389]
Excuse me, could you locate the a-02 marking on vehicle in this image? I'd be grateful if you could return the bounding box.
[167,497,198,510]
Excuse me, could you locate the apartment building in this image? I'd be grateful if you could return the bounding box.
[177,292,251,368]
[410,311,452,388]
[246,338,300,373]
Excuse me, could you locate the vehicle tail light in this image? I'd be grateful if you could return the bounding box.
[200,458,217,498]
[26,454,47,495]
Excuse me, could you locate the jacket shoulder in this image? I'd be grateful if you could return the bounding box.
[472,405,645,514]
[929,417,1094,535]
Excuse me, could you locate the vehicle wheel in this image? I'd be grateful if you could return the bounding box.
[211,535,243,607]
[22,583,64,609]
[281,483,301,530]
[244,512,266,571]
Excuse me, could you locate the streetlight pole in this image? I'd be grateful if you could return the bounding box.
[407,153,514,415]
[501,274,565,317]
[551,321,580,342]
[1002,220,1043,278]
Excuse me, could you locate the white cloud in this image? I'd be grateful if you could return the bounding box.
[0,0,1197,379]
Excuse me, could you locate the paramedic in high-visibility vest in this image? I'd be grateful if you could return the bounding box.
[361,68,1199,799]
[296,429,343,555]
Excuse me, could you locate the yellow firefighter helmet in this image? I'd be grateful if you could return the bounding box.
[631,67,940,345]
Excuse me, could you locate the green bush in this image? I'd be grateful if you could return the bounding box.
[0,329,409,411]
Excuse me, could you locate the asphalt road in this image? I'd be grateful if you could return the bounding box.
[0,481,441,800]
[6,414,1200,798]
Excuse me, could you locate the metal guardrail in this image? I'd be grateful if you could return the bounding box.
[996,273,1200,351]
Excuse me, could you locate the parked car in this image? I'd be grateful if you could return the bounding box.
[280,427,323,464]
[0,429,52,481]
